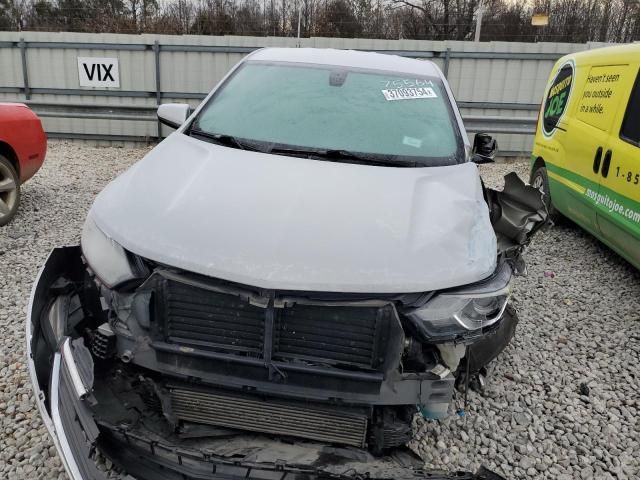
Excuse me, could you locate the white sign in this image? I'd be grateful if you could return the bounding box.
[77,57,120,88]
[381,87,437,101]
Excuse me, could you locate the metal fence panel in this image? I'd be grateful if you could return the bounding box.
[0,32,614,154]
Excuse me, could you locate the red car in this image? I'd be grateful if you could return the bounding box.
[0,103,47,226]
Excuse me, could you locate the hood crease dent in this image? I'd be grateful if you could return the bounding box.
[91,134,497,293]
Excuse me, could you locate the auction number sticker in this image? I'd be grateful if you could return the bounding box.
[382,87,438,101]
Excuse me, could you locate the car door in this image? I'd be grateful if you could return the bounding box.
[595,65,640,268]
[542,61,606,234]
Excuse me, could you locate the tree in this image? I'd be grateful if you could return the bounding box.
[4,0,640,42]
[316,0,360,37]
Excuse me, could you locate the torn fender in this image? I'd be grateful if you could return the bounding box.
[486,172,548,269]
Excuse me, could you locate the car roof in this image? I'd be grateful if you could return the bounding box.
[248,48,443,78]
[567,43,640,65]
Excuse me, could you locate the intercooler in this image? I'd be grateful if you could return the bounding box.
[170,387,369,447]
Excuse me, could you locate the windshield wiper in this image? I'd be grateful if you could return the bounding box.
[189,129,262,151]
[189,130,414,167]
[269,147,413,167]
[327,149,418,167]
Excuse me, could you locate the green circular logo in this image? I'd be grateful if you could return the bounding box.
[543,61,574,137]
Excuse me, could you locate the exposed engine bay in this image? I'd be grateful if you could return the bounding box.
[27,173,546,479]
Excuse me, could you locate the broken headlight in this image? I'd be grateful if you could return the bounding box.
[81,214,146,288]
[408,262,511,340]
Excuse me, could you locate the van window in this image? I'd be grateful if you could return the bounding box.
[620,69,640,147]
[543,62,573,136]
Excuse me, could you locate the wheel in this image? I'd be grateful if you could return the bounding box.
[0,155,20,227]
[530,165,561,224]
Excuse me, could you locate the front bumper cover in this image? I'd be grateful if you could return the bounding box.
[27,247,506,480]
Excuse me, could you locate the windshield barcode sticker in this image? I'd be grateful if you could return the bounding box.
[382,87,438,101]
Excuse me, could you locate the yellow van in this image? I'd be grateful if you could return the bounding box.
[530,44,640,269]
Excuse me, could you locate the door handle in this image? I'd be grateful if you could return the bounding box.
[593,147,603,174]
[601,150,612,178]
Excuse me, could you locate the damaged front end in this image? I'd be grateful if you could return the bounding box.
[26,174,544,480]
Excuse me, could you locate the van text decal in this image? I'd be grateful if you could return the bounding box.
[576,65,628,131]
[542,61,574,137]
[585,188,640,224]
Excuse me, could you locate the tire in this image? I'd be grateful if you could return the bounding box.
[0,154,20,227]
[530,165,562,224]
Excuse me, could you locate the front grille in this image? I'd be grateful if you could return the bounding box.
[164,281,264,354]
[274,304,384,369]
[170,387,368,447]
[158,275,397,371]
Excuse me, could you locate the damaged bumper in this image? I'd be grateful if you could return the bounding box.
[27,247,506,480]
[26,247,99,479]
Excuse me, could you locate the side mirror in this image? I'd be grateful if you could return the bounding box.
[472,133,498,164]
[157,103,191,129]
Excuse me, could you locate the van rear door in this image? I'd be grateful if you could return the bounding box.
[594,65,640,268]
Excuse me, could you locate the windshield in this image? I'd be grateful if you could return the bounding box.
[190,61,464,167]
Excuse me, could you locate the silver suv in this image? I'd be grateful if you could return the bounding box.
[27,48,546,480]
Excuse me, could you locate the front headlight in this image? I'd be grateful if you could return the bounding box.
[80,215,141,288]
[407,262,512,340]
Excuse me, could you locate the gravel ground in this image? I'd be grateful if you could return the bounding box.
[1,142,638,479]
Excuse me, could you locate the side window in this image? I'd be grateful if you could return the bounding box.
[542,62,573,136]
[620,69,640,147]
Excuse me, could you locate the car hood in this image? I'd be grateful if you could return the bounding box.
[90,133,496,293]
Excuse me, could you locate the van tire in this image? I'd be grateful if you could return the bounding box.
[530,166,561,224]
[0,155,20,227]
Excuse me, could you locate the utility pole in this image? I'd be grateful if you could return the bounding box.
[474,1,484,42]
[297,0,301,47]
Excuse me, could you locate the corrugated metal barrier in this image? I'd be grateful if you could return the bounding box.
[0,32,612,155]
